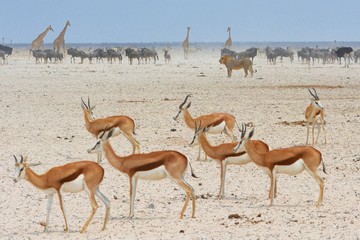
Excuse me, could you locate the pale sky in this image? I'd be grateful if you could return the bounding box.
[1,0,360,44]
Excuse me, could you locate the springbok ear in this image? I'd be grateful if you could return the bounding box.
[90,105,96,111]
[248,128,255,139]
[28,162,41,167]
[186,102,191,109]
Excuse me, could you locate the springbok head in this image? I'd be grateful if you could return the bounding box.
[233,123,255,153]
[81,97,96,120]
[48,25,54,32]
[173,95,192,120]
[308,88,324,110]
[189,120,210,147]
[13,155,40,183]
[87,126,114,154]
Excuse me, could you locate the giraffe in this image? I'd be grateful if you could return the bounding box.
[29,25,53,58]
[182,26,191,59]
[53,20,71,54]
[225,27,232,50]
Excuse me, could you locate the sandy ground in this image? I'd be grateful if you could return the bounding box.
[1,46,360,240]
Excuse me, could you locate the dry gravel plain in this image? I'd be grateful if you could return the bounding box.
[1,46,360,239]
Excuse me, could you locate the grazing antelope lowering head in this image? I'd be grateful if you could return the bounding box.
[189,121,270,199]
[305,88,327,146]
[81,97,140,163]
[88,127,196,219]
[13,155,110,233]
[234,123,326,207]
[173,95,237,161]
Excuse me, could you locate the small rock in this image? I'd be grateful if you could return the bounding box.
[148,203,155,209]
[228,214,241,219]
[170,128,177,132]
[179,230,184,233]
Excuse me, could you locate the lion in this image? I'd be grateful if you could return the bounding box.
[219,55,256,78]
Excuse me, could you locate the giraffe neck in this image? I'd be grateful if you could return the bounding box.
[185,29,190,41]
[58,25,69,39]
[37,28,51,41]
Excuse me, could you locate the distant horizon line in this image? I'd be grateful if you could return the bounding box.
[5,40,360,49]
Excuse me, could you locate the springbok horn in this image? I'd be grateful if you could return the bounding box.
[13,155,18,163]
[81,97,88,109]
[20,155,24,164]
[241,123,246,139]
[308,88,317,100]
[99,125,110,139]
[312,88,320,100]
[179,95,191,109]
[88,97,91,108]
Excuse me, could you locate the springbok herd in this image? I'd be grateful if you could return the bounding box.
[13,85,328,233]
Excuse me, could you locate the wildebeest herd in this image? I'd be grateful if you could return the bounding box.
[220,46,357,68]
[0,42,359,69]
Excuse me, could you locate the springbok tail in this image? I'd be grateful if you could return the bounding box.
[188,161,198,178]
[322,158,327,174]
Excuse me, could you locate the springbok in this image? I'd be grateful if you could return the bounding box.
[189,121,270,199]
[81,97,140,162]
[87,128,197,219]
[233,124,326,207]
[305,88,327,146]
[13,155,110,233]
[173,95,237,161]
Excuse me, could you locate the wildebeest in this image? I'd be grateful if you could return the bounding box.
[354,49,360,63]
[125,48,141,65]
[0,44,13,55]
[45,49,63,63]
[106,48,122,64]
[221,48,238,59]
[272,47,294,63]
[334,47,353,67]
[31,50,47,63]
[140,48,159,64]
[237,48,258,62]
[0,50,7,64]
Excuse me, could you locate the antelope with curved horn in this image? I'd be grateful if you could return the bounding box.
[305,88,327,146]
[173,95,237,161]
[13,155,110,233]
[81,97,140,163]
[189,121,270,199]
[233,124,326,207]
[87,127,197,219]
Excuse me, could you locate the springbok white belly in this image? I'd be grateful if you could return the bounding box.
[274,160,305,176]
[133,166,167,180]
[61,174,85,193]
[207,121,226,134]
[225,154,251,166]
